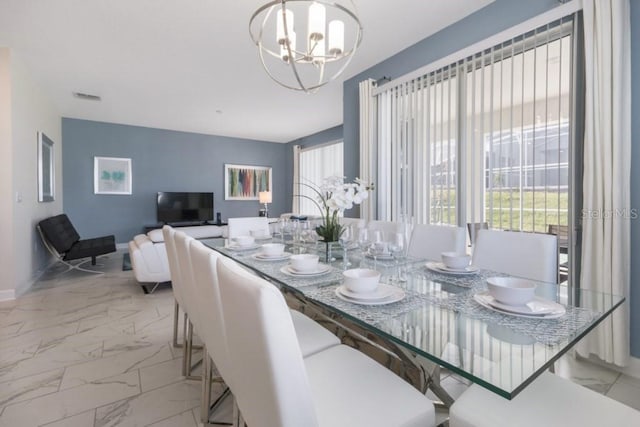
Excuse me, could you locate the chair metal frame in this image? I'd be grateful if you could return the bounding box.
[37,225,107,274]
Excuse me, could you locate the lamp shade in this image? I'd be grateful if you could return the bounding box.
[259,191,272,204]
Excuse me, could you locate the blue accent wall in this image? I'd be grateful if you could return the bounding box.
[62,118,289,243]
[341,0,640,358]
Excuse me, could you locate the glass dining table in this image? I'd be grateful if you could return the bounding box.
[202,237,624,404]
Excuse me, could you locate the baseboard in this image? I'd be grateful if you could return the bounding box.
[578,352,640,380]
[620,356,640,379]
[0,289,16,302]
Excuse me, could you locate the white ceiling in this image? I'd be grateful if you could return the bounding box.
[0,0,493,143]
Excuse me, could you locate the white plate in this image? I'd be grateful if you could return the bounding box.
[473,292,565,319]
[253,234,273,241]
[336,283,395,301]
[364,251,394,261]
[226,243,261,251]
[335,286,405,305]
[280,265,332,277]
[251,252,292,261]
[426,261,479,275]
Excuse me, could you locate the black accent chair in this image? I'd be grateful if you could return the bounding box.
[37,214,116,274]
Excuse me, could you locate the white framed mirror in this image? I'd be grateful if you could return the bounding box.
[38,132,54,202]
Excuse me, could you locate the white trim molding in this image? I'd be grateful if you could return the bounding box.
[0,289,16,302]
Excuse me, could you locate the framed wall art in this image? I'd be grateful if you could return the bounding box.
[224,164,272,200]
[37,132,55,202]
[94,156,132,195]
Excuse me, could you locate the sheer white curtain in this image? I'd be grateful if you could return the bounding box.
[359,79,376,222]
[296,142,344,215]
[578,0,631,366]
[292,145,301,213]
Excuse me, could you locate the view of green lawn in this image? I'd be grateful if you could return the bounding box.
[430,189,569,232]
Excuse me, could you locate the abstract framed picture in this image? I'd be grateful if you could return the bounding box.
[94,156,132,195]
[224,164,272,200]
[37,132,55,202]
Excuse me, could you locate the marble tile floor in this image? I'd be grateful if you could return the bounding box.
[1,249,639,426]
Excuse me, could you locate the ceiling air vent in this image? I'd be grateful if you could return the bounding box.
[72,92,101,101]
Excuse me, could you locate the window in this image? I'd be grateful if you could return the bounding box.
[296,141,344,215]
[374,17,574,235]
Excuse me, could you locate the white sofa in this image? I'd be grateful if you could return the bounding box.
[128,225,225,293]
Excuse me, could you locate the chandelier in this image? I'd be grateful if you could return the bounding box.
[249,0,363,93]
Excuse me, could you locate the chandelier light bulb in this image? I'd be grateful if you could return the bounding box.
[276,8,294,44]
[328,20,344,56]
[312,36,325,65]
[307,2,326,42]
[280,30,296,62]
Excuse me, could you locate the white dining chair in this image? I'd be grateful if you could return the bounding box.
[367,220,400,241]
[174,231,203,379]
[227,217,270,239]
[339,217,366,229]
[189,240,234,424]
[162,226,187,350]
[472,229,558,283]
[188,241,341,423]
[407,224,467,260]
[216,256,436,427]
[449,371,640,427]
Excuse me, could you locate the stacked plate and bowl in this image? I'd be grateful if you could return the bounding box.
[335,268,405,305]
[474,277,566,319]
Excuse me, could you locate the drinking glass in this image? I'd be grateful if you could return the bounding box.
[339,226,354,269]
[388,232,406,282]
[276,218,287,242]
[368,230,384,265]
[299,221,311,251]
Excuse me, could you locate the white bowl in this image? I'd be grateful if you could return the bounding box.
[441,252,471,270]
[289,254,319,272]
[486,277,536,306]
[342,268,381,293]
[233,236,255,247]
[250,229,270,238]
[261,243,284,256]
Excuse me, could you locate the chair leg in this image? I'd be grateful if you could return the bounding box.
[201,347,211,424]
[181,314,189,377]
[183,319,203,380]
[57,257,105,275]
[172,301,183,348]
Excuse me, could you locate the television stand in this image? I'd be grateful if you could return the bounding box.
[143,222,227,233]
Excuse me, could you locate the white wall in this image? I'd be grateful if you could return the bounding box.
[1,49,62,298]
[0,48,14,299]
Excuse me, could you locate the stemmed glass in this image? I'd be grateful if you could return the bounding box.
[368,230,384,266]
[388,232,406,282]
[299,221,311,251]
[339,226,354,269]
[276,218,287,242]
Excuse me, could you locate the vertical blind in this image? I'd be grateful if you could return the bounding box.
[374,17,574,235]
[296,141,344,215]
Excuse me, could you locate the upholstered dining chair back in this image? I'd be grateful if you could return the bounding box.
[227,217,270,239]
[162,226,184,307]
[174,231,199,326]
[472,229,558,283]
[407,224,467,260]
[188,240,231,383]
[367,220,400,241]
[217,257,318,427]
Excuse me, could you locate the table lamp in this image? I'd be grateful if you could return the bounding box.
[259,191,272,217]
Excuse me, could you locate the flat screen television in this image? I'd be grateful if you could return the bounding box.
[157,192,214,224]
